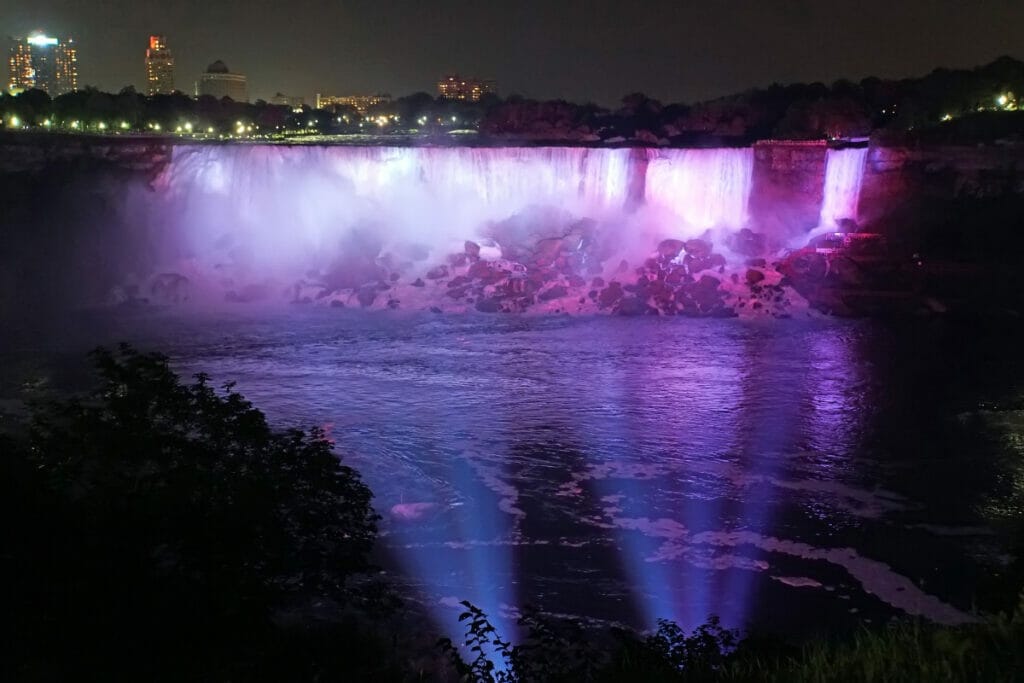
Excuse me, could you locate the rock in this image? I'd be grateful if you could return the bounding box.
[746,269,766,285]
[412,277,425,287]
[683,239,712,259]
[617,296,651,316]
[591,276,605,288]
[464,240,481,257]
[745,257,767,268]
[356,284,377,307]
[598,282,624,308]
[658,238,685,259]
[729,228,767,257]
[448,252,468,267]
[426,265,449,280]
[330,300,345,308]
[430,306,442,314]
[617,259,630,273]
[539,284,568,301]
[448,275,471,288]
[567,274,586,288]
[475,298,501,313]
[389,272,400,282]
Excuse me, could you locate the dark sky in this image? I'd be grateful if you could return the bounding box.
[3,0,1022,105]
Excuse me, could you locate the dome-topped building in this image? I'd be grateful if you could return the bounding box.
[196,60,247,101]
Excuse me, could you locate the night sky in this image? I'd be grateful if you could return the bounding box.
[3,0,1022,105]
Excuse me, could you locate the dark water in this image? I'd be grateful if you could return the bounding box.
[3,308,1023,638]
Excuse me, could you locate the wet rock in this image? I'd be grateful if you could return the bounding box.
[728,228,767,257]
[430,306,442,314]
[683,238,712,259]
[746,269,766,285]
[745,257,767,268]
[356,284,377,307]
[447,275,471,288]
[658,238,686,259]
[617,259,630,273]
[330,300,345,308]
[567,274,586,288]
[150,273,190,303]
[465,240,481,257]
[225,282,271,304]
[468,260,493,279]
[598,282,624,308]
[617,296,652,316]
[539,284,569,301]
[591,276,605,288]
[475,298,501,313]
[389,272,400,281]
[446,286,469,299]
[426,265,449,280]
[412,278,425,287]
[448,253,468,267]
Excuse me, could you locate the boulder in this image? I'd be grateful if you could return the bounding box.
[475,298,501,313]
[728,228,767,257]
[426,265,449,280]
[598,282,624,308]
[539,284,569,301]
[683,238,712,259]
[464,240,481,257]
[412,278,425,287]
[657,238,685,259]
[745,269,766,285]
[356,284,377,307]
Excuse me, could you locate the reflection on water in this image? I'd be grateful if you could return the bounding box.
[2,309,1023,637]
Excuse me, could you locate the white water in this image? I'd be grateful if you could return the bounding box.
[819,148,868,228]
[644,148,754,231]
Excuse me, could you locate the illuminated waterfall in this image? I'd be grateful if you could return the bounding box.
[644,148,754,230]
[819,147,868,227]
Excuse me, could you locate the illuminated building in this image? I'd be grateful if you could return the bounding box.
[271,92,305,110]
[7,32,78,95]
[437,74,495,102]
[196,60,248,102]
[145,35,175,95]
[315,93,391,115]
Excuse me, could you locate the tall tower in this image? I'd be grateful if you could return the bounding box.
[145,35,174,95]
[7,33,78,95]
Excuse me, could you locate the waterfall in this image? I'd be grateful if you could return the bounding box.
[819,147,868,228]
[643,148,754,230]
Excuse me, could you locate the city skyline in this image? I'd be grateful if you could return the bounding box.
[2,1,1023,106]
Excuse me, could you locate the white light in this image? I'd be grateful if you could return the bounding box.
[27,34,58,47]
[71,120,80,129]
[207,127,214,133]
[184,122,193,132]
[153,123,160,131]
[8,115,20,128]
[119,121,129,129]
[98,122,107,130]
[941,113,952,122]
[997,94,1008,106]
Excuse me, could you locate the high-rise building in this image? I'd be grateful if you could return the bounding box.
[270,92,305,110]
[315,93,391,115]
[145,35,174,95]
[196,60,247,102]
[7,32,78,95]
[437,75,495,102]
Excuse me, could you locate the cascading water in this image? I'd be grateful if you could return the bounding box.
[157,145,636,274]
[819,147,868,228]
[643,148,754,230]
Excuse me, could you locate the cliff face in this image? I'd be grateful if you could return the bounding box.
[0,132,173,178]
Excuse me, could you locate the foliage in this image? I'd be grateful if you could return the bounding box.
[2,344,383,680]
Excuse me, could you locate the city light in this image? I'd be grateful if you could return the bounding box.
[7,115,20,128]
[43,118,52,127]
[207,127,215,133]
[941,113,953,122]
[97,122,107,130]
[70,120,80,129]
[997,94,1008,106]
[26,33,59,47]
[184,122,193,132]
[120,121,130,129]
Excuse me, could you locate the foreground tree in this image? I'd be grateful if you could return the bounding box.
[2,345,382,680]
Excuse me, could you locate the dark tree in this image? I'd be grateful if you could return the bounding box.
[3,345,381,680]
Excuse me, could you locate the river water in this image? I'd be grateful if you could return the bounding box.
[3,308,1022,638]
